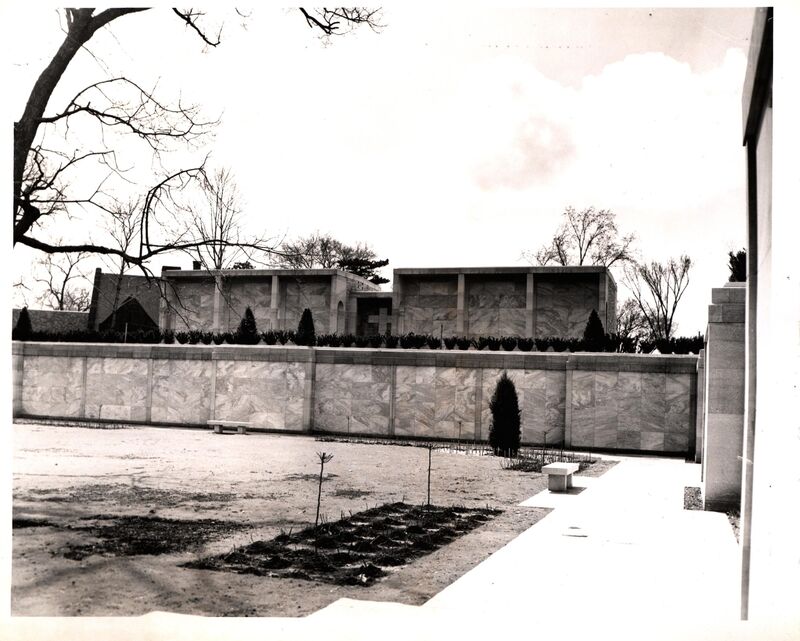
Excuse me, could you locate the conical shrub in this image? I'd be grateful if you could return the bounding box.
[583,309,605,352]
[236,306,259,345]
[488,371,521,456]
[296,308,316,346]
[13,307,33,341]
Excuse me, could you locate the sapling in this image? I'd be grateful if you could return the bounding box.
[426,443,434,507]
[315,452,334,528]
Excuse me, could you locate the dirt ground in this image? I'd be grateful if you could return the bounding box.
[11,422,562,617]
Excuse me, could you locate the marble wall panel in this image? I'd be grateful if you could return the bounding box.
[535,275,599,337]
[314,363,390,434]
[664,432,689,452]
[222,281,272,331]
[466,277,527,338]
[401,277,458,335]
[282,279,331,333]
[151,358,212,424]
[21,356,84,417]
[641,431,665,451]
[665,374,691,433]
[213,360,305,431]
[617,430,642,450]
[170,281,215,331]
[641,373,666,432]
[85,357,148,420]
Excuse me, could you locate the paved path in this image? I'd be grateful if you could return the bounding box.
[307,455,752,638]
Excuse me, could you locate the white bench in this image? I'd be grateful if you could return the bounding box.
[542,462,580,492]
[208,420,251,435]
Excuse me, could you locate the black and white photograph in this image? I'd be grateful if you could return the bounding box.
[5,3,797,640]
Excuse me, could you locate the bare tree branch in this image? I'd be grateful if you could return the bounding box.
[526,206,636,269]
[622,256,692,341]
[172,9,222,47]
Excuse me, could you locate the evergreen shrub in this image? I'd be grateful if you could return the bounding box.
[296,308,316,346]
[12,307,33,340]
[235,307,259,344]
[488,371,521,456]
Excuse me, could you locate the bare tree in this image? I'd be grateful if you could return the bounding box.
[623,256,692,341]
[188,168,270,270]
[34,251,92,311]
[13,8,383,269]
[277,232,389,283]
[101,200,143,329]
[615,298,650,343]
[523,206,636,269]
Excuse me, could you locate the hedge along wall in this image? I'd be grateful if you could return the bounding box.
[12,342,698,455]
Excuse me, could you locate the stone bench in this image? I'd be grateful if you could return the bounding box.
[542,462,580,492]
[208,420,251,435]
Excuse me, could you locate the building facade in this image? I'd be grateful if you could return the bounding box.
[88,264,617,339]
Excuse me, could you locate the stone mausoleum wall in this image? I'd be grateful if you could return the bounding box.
[13,342,697,455]
[160,268,378,335]
[393,267,616,339]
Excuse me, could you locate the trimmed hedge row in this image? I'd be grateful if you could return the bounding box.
[11,328,703,354]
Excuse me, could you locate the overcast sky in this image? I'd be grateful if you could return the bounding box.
[9,5,758,336]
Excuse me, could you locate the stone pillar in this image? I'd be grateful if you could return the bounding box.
[388,365,397,436]
[328,274,344,334]
[456,273,466,335]
[145,357,154,424]
[702,283,746,512]
[564,365,574,449]
[597,272,606,325]
[695,348,705,465]
[392,275,404,335]
[269,275,281,330]
[79,356,88,418]
[12,344,24,417]
[473,368,483,441]
[348,299,358,335]
[212,274,223,332]
[158,283,171,331]
[302,351,316,432]
[525,273,536,338]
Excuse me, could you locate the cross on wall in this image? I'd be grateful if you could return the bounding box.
[366,308,393,334]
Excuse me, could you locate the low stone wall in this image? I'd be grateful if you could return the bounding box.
[12,342,698,455]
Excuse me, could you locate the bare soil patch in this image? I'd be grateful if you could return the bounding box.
[684,486,703,510]
[12,423,617,616]
[59,515,243,560]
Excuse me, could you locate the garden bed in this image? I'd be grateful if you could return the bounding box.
[183,502,500,586]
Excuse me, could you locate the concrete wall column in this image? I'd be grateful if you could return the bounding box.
[212,274,223,332]
[145,357,154,424]
[597,273,607,326]
[456,273,466,335]
[12,345,24,417]
[347,300,358,335]
[525,273,535,338]
[695,348,706,464]
[702,283,746,512]
[269,275,281,330]
[79,356,88,418]
[473,368,483,441]
[388,365,397,436]
[392,275,404,335]
[564,362,574,449]
[302,351,316,432]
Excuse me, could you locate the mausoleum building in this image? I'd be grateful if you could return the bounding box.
[89,264,617,338]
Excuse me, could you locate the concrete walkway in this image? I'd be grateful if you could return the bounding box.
[308,455,751,638]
